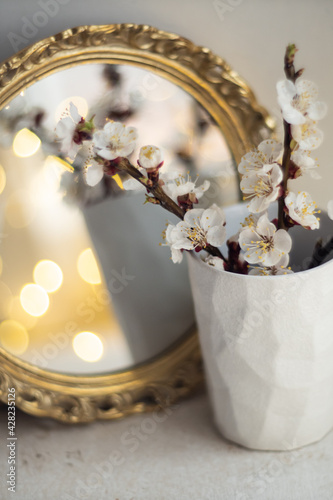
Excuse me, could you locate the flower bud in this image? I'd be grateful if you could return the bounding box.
[138,145,164,183]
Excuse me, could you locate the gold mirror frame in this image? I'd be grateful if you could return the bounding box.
[0,24,273,423]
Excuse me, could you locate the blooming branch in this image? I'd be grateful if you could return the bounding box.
[276,44,325,230]
[54,43,327,276]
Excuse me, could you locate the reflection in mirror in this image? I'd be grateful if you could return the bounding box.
[0,64,238,374]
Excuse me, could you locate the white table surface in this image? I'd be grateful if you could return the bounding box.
[0,391,332,500]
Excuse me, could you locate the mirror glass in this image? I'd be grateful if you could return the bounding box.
[0,63,238,374]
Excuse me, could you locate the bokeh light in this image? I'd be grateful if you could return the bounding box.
[8,296,37,330]
[13,128,41,158]
[72,331,104,362]
[33,260,63,293]
[77,248,101,285]
[20,284,49,317]
[55,96,88,122]
[0,320,29,355]
[0,164,6,194]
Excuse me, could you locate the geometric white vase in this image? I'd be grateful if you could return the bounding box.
[187,203,333,450]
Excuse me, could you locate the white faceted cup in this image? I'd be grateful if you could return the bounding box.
[187,203,333,451]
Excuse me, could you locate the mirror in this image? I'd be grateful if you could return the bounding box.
[0,63,237,374]
[0,24,273,422]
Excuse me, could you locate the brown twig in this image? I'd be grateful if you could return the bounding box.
[278,44,300,231]
[117,157,184,219]
[116,157,227,263]
[278,120,292,230]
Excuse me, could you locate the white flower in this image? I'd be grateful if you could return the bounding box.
[277,79,327,125]
[171,205,226,254]
[291,120,323,150]
[239,214,292,266]
[249,254,293,276]
[55,102,83,159]
[328,200,333,220]
[240,164,282,213]
[138,145,163,170]
[285,191,320,230]
[164,174,210,202]
[163,223,184,263]
[93,121,137,160]
[238,140,283,175]
[85,158,104,187]
[290,149,320,179]
[122,176,146,191]
[205,256,225,271]
[233,213,267,249]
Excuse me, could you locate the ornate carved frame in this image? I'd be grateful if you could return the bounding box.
[0,24,273,423]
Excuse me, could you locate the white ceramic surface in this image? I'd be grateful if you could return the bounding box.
[187,203,333,450]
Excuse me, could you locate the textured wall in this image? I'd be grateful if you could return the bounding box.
[0,0,332,204]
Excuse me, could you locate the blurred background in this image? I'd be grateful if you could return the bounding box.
[0,0,332,205]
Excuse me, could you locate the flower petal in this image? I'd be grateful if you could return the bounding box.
[206,225,226,247]
[282,106,306,125]
[248,196,271,214]
[261,248,283,267]
[85,163,104,187]
[277,80,296,105]
[239,228,256,251]
[258,139,283,163]
[123,178,145,191]
[69,102,81,122]
[256,214,276,239]
[195,180,210,199]
[55,117,75,138]
[184,208,204,227]
[139,145,163,169]
[274,229,292,254]
[328,200,333,220]
[171,247,183,263]
[295,79,318,99]
[200,205,225,231]
[308,101,327,121]
[270,164,283,184]
[97,148,118,160]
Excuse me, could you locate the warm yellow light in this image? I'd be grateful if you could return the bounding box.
[0,164,6,194]
[5,190,36,229]
[0,320,29,355]
[0,281,13,318]
[20,284,49,317]
[112,173,124,190]
[55,96,88,122]
[13,128,41,158]
[0,256,2,277]
[77,248,101,285]
[9,297,37,330]
[33,260,63,293]
[72,331,104,362]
